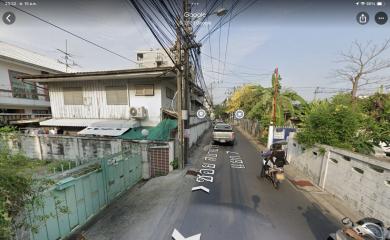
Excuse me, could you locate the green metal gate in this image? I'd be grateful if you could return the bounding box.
[27,147,142,240]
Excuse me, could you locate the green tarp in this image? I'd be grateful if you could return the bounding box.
[120,119,177,141]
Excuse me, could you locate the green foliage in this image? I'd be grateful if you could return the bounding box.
[213,104,229,120]
[170,158,179,170]
[226,84,307,127]
[297,92,390,155]
[0,142,56,239]
[0,126,17,133]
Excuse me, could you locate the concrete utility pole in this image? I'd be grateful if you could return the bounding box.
[268,67,279,149]
[272,67,279,124]
[175,17,184,169]
[175,0,195,168]
[183,0,190,166]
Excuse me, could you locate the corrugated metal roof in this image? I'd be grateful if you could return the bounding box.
[19,66,175,80]
[78,128,129,137]
[39,118,140,128]
[0,41,68,73]
[40,118,98,127]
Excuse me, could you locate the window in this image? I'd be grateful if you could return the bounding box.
[135,84,154,96]
[63,87,83,105]
[166,87,175,99]
[9,70,38,99]
[106,86,128,105]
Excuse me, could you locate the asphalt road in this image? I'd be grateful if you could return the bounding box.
[80,129,340,240]
[171,129,339,240]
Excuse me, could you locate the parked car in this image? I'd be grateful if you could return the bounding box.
[212,123,235,145]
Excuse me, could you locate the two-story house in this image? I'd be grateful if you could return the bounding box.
[20,67,179,136]
[0,41,66,125]
[20,50,208,140]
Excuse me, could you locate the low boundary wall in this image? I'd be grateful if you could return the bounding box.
[287,133,390,225]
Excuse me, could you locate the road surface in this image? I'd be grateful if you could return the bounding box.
[81,129,339,240]
[167,129,339,240]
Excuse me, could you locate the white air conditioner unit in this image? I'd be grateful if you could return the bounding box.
[129,106,147,119]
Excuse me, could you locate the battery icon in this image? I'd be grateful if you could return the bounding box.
[377,1,383,5]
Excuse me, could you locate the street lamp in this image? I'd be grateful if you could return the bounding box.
[215,8,228,17]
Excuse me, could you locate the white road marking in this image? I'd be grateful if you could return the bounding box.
[172,229,202,240]
[191,186,210,193]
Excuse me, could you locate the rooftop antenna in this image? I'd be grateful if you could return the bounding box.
[57,40,80,72]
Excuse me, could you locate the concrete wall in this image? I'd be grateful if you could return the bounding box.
[189,116,210,148]
[287,133,390,225]
[2,134,123,162]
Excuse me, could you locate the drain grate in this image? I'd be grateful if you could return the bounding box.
[186,169,199,176]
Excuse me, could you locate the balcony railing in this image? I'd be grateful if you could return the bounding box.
[0,89,49,101]
[0,113,52,125]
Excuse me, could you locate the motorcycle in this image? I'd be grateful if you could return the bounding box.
[328,217,390,240]
[260,141,288,189]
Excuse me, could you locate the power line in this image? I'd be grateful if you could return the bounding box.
[199,0,258,43]
[0,0,137,64]
[202,52,268,72]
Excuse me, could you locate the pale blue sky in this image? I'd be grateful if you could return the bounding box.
[0,0,389,103]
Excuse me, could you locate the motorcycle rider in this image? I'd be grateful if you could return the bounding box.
[262,143,286,172]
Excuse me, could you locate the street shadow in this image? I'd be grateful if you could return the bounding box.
[251,195,261,210]
[301,203,339,240]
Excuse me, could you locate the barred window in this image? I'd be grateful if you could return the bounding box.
[166,87,175,99]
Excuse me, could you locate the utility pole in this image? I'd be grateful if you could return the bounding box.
[209,82,214,103]
[272,67,279,124]
[313,86,320,100]
[175,0,194,168]
[182,0,190,166]
[175,17,184,168]
[268,67,279,149]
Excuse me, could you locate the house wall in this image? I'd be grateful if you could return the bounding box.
[0,59,50,111]
[48,78,175,126]
[287,133,390,226]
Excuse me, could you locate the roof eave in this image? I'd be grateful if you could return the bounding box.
[0,55,65,73]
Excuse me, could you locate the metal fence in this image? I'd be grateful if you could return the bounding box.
[22,146,142,240]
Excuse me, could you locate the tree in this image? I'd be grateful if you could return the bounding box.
[226,84,307,126]
[335,39,390,102]
[297,92,390,154]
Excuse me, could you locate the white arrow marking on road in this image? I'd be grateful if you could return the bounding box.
[172,229,201,240]
[191,186,210,193]
[226,151,239,155]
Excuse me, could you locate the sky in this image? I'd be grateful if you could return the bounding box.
[0,0,389,103]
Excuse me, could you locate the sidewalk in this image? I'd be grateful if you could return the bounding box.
[235,125,363,223]
[68,131,211,240]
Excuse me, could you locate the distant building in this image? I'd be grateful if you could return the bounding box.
[0,41,66,125]
[136,49,174,68]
